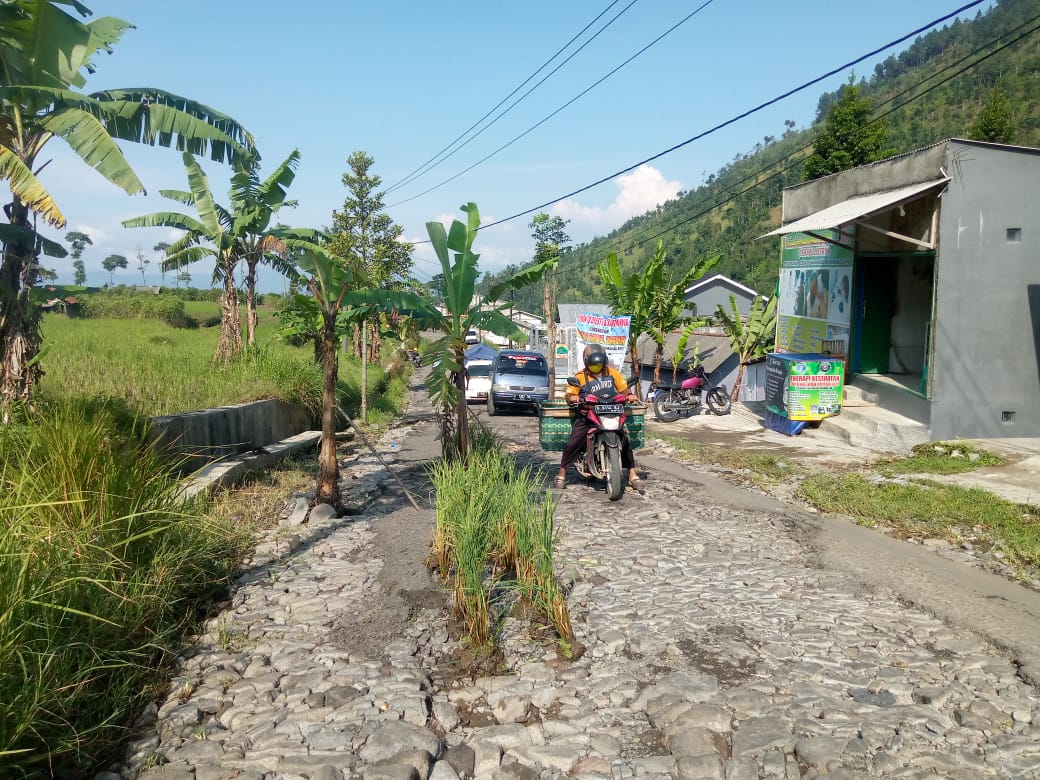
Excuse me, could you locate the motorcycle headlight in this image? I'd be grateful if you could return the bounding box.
[601,417,621,430]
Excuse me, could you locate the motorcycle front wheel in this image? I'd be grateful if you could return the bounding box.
[654,390,682,422]
[707,387,732,415]
[605,446,623,501]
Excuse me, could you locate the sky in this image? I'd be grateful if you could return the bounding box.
[39,0,995,292]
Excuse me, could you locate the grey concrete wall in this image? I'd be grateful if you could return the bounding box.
[783,142,948,221]
[687,287,755,319]
[148,399,315,470]
[931,141,1040,439]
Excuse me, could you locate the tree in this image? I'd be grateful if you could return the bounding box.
[328,151,413,423]
[291,247,368,507]
[0,1,253,418]
[529,213,569,398]
[177,269,191,287]
[803,78,893,181]
[101,254,128,286]
[337,203,555,462]
[66,231,92,285]
[715,293,778,401]
[153,242,170,286]
[970,85,1015,144]
[642,242,720,386]
[125,152,309,359]
[136,248,149,285]
[229,152,306,346]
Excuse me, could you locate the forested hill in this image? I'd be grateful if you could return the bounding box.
[479,0,1040,313]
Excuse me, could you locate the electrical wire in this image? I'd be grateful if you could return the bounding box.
[389,0,718,208]
[472,0,987,234]
[618,6,1040,254]
[384,0,633,195]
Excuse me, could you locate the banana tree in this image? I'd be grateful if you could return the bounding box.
[292,247,368,506]
[341,203,557,462]
[644,241,720,385]
[124,151,309,361]
[715,293,778,401]
[0,1,253,415]
[600,240,719,383]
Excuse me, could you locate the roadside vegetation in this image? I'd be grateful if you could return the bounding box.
[656,433,1040,570]
[0,405,252,774]
[427,427,574,658]
[4,294,412,775]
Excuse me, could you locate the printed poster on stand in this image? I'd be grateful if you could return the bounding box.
[574,312,631,373]
[777,228,854,355]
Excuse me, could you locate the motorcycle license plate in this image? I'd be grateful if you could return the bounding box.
[516,393,532,401]
[594,403,624,415]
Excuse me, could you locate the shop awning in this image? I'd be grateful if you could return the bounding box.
[760,177,950,238]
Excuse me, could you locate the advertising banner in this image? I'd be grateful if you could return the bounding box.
[575,312,631,372]
[777,228,854,355]
[765,353,845,422]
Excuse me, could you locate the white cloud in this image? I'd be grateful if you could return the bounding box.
[551,164,682,232]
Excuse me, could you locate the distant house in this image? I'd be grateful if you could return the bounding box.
[684,274,766,320]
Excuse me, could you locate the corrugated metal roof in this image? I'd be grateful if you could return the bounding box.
[760,177,949,238]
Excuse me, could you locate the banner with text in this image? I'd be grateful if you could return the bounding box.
[777,228,854,354]
[574,312,631,373]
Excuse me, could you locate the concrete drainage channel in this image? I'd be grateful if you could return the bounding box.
[178,430,322,499]
[146,398,321,499]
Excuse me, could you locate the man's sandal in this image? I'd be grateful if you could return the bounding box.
[554,475,567,490]
[628,476,645,494]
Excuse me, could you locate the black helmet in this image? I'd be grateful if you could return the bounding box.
[585,349,608,373]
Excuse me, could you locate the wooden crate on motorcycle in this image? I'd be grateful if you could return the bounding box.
[538,400,573,451]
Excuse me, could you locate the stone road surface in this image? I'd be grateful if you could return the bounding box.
[108,378,1040,780]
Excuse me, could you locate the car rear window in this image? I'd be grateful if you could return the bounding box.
[497,355,547,376]
[467,364,491,377]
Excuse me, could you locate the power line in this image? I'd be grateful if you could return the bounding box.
[384,0,633,195]
[618,5,1040,255]
[389,0,718,208]
[473,0,987,235]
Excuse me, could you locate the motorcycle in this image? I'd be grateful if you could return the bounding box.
[651,364,731,422]
[566,376,635,501]
[408,349,422,367]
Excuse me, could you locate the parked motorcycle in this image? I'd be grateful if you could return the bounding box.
[566,376,635,501]
[651,365,731,421]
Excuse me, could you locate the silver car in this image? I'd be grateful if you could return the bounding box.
[487,350,550,416]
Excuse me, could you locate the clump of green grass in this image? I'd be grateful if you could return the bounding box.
[0,404,250,776]
[427,428,572,652]
[798,473,1040,566]
[875,440,1005,476]
[658,434,804,483]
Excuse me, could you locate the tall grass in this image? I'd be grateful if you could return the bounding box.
[428,428,573,650]
[0,405,249,776]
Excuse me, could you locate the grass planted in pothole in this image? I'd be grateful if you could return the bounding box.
[875,441,1005,476]
[798,473,1040,567]
[427,427,572,653]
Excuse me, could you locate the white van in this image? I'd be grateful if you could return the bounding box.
[464,360,493,402]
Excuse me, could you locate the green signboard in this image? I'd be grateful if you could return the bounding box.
[765,353,845,422]
[777,228,854,355]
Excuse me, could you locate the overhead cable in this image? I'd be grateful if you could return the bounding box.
[475,0,987,234]
[389,0,718,208]
[384,0,635,195]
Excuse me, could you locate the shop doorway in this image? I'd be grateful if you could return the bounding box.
[852,252,935,393]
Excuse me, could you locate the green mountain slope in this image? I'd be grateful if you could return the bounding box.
[481,0,1040,313]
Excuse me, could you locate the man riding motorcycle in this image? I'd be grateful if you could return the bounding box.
[554,345,644,493]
